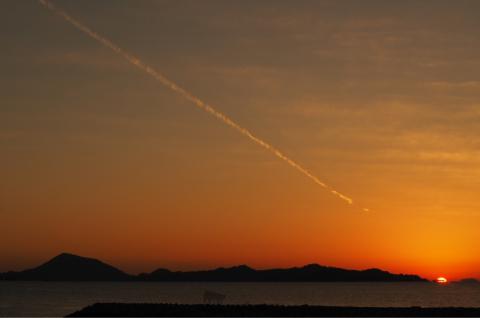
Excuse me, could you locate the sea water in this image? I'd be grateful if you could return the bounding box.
[1,281,479,316]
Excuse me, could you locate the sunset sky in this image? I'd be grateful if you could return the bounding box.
[1,0,479,280]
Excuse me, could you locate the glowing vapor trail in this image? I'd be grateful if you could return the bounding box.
[39,0,360,207]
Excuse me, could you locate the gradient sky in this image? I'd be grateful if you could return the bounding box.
[1,0,480,280]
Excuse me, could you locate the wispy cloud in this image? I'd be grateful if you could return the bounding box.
[427,81,480,89]
[34,48,130,70]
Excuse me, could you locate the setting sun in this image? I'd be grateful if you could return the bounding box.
[436,277,448,284]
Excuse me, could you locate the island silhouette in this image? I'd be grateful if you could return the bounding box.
[1,253,427,282]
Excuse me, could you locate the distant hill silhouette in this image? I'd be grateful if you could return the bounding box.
[139,263,426,282]
[453,278,480,285]
[1,253,132,281]
[1,253,427,282]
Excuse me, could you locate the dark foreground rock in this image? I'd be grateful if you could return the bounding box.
[68,303,480,317]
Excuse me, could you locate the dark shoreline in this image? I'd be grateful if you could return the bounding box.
[68,303,480,317]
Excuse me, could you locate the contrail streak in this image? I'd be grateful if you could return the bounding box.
[39,0,364,208]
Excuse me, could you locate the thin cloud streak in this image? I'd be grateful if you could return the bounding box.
[38,0,365,209]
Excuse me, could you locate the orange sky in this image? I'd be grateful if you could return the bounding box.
[1,0,480,281]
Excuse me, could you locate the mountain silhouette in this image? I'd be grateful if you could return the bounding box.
[453,278,480,284]
[139,264,258,281]
[1,253,426,282]
[139,263,425,282]
[2,253,132,281]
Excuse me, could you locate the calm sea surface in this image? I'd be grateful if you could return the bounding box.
[1,282,479,316]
